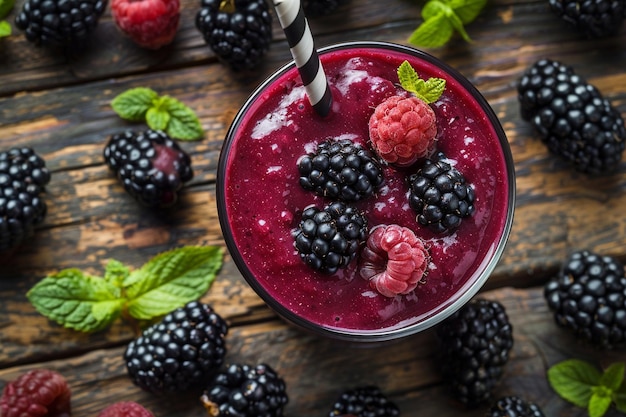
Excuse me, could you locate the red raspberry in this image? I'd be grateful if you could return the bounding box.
[97,402,155,417]
[368,95,437,167]
[359,224,429,297]
[0,369,71,417]
[111,0,180,49]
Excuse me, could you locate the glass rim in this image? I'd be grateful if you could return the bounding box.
[216,40,516,343]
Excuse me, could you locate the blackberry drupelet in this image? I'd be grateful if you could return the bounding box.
[200,363,288,417]
[195,0,272,71]
[436,299,514,407]
[298,138,384,202]
[544,250,626,348]
[103,129,193,208]
[15,0,107,47]
[328,385,400,417]
[293,201,367,274]
[302,0,349,16]
[518,59,626,174]
[487,396,546,417]
[548,0,625,38]
[124,301,228,393]
[0,147,50,252]
[408,151,475,234]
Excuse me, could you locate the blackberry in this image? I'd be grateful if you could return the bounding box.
[548,0,625,38]
[486,396,545,417]
[103,129,194,208]
[302,0,349,16]
[328,386,400,417]
[124,301,228,393]
[297,138,384,202]
[544,250,626,348]
[0,147,51,252]
[200,363,288,417]
[518,59,626,174]
[407,151,475,234]
[293,201,367,274]
[15,0,107,48]
[436,299,514,407]
[195,0,272,71]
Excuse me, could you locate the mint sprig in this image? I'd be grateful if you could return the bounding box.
[397,60,446,104]
[111,88,204,141]
[548,359,626,417]
[0,0,14,38]
[27,246,223,332]
[408,0,487,48]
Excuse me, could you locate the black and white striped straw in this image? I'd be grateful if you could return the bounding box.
[273,0,333,117]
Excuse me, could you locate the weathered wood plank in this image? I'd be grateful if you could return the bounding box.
[1,287,623,416]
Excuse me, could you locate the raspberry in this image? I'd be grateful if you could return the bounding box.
[111,0,180,49]
[0,369,71,417]
[103,129,194,208]
[369,95,437,167]
[327,386,400,417]
[124,301,228,393]
[195,0,272,71]
[97,402,154,417]
[200,363,288,417]
[359,224,429,297]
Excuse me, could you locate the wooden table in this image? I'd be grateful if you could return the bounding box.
[1,0,626,415]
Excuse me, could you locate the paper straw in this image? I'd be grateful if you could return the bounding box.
[273,0,333,117]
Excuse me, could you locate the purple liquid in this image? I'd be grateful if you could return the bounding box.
[221,46,511,333]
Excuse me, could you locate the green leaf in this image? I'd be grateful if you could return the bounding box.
[548,359,602,408]
[421,0,448,20]
[408,12,454,49]
[163,96,204,141]
[104,259,129,291]
[124,246,223,320]
[27,269,124,332]
[615,380,626,412]
[600,363,625,391]
[446,8,472,43]
[589,389,613,417]
[450,0,487,25]
[111,87,158,122]
[0,20,10,37]
[0,0,14,19]
[397,61,446,104]
[146,106,171,131]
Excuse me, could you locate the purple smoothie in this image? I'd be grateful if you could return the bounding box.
[218,42,514,339]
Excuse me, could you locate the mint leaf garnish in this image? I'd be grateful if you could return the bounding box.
[408,0,487,48]
[0,21,10,38]
[111,88,204,141]
[0,0,14,19]
[548,359,626,417]
[27,269,124,332]
[397,61,446,104]
[125,246,223,320]
[27,246,223,332]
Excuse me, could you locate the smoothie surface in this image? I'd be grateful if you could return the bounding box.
[222,46,511,333]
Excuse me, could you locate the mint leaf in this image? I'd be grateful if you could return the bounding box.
[0,20,10,38]
[146,106,171,131]
[446,8,471,43]
[548,359,602,408]
[104,259,129,290]
[615,381,626,412]
[589,388,613,417]
[600,363,625,391]
[0,0,14,19]
[112,87,158,122]
[124,246,223,320]
[163,96,204,141]
[450,0,487,24]
[397,61,446,104]
[422,0,448,20]
[408,12,453,48]
[27,269,124,332]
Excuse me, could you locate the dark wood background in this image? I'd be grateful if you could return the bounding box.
[1,0,626,415]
